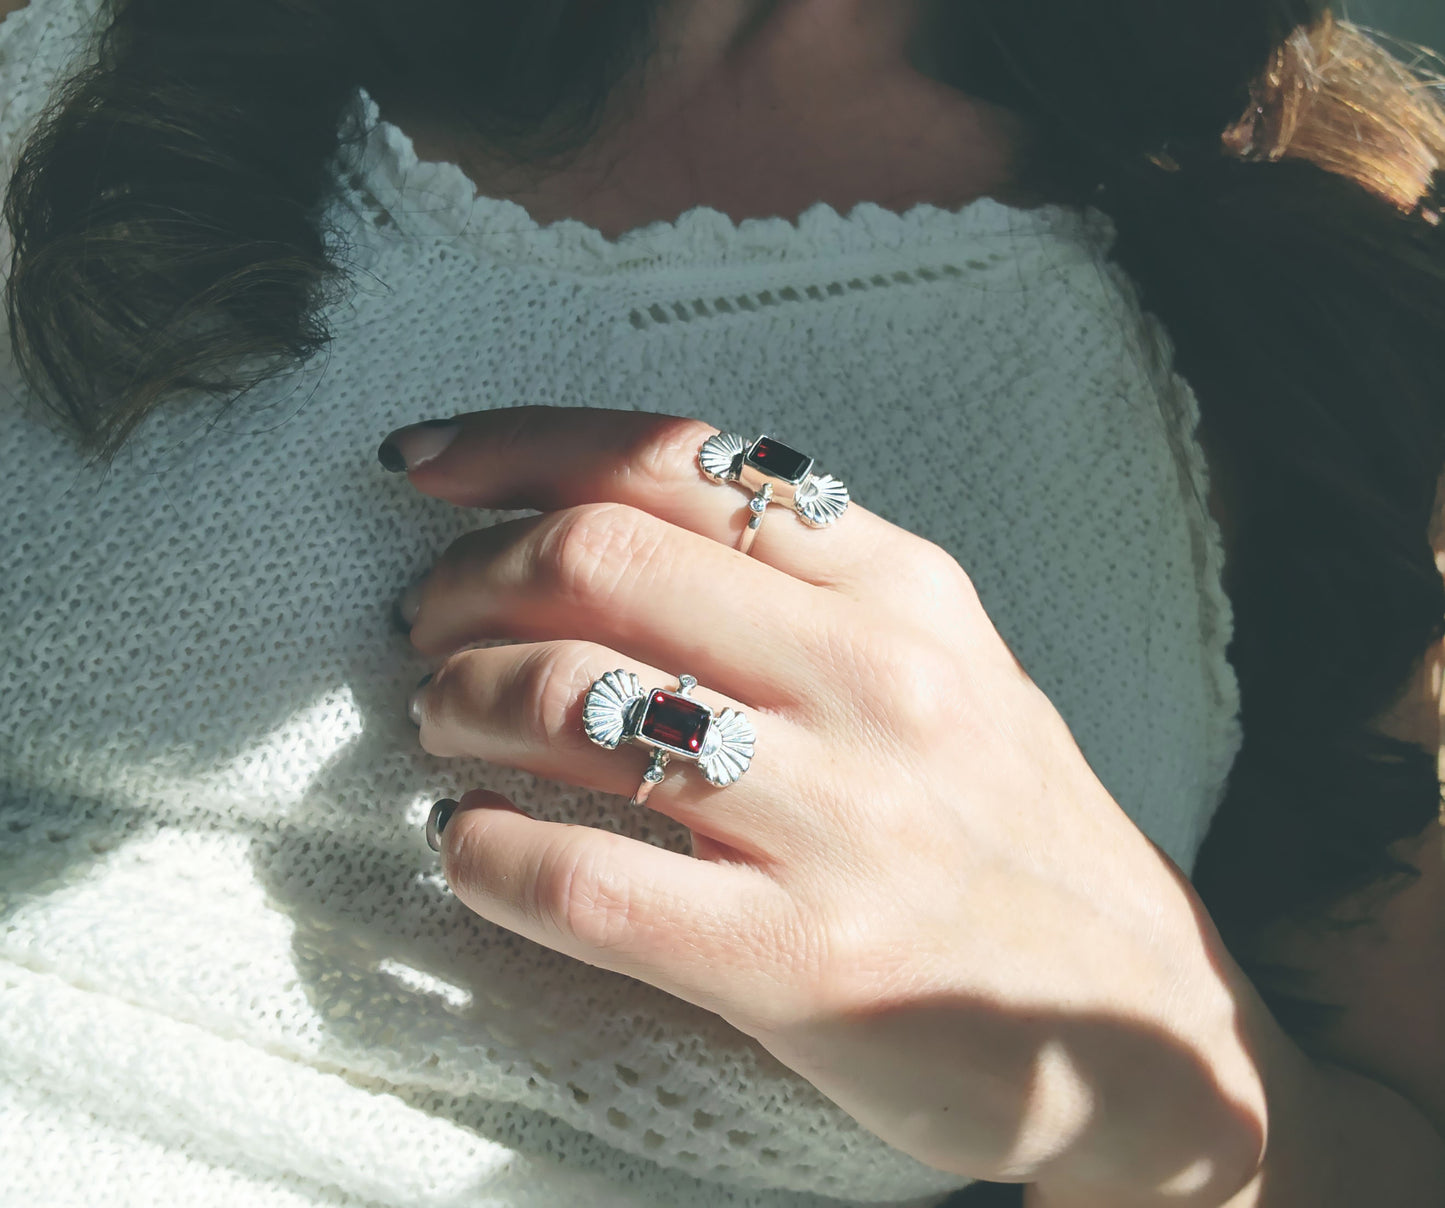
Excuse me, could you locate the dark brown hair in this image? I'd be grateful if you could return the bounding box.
[931,4,1445,1034]
[2,0,663,455]
[6,0,1445,1039]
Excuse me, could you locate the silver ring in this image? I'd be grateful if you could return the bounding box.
[582,671,756,807]
[698,433,850,555]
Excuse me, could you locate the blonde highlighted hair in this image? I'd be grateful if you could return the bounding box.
[1225,15,1445,219]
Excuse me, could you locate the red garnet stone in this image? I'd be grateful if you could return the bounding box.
[639,691,711,754]
[745,436,813,485]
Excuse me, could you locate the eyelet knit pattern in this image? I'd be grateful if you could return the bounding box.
[0,2,1239,1204]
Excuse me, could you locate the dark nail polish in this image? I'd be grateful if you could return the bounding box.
[377,419,461,475]
[426,798,458,852]
[378,440,407,473]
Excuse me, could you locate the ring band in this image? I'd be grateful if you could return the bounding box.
[582,671,756,807]
[698,432,850,555]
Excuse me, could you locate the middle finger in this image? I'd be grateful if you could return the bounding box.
[408,502,843,710]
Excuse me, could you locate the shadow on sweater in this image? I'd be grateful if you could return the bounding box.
[942,1185,1024,1208]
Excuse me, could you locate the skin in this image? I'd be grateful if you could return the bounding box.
[4,0,1428,1195]
[392,409,1444,1207]
[398,407,1280,1202]
[384,0,1445,1196]
[387,0,1028,236]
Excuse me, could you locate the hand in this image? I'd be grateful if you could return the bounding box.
[391,406,1270,1202]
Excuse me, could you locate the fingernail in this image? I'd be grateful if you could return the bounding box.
[392,578,427,634]
[408,673,433,727]
[460,788,528,817]
[378,419,460,474]
[426,798,458,852]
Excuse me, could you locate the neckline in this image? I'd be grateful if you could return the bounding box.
[336,88,1106,274]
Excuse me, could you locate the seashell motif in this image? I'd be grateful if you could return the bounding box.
[793,473,850,528]
[583,670,646,750]
[698,431,747,483]
[697,708,756,787]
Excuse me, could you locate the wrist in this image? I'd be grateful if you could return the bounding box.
[1029,1056,1445,1208]
[1026,884,1279,1205]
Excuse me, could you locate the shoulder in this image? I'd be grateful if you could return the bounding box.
[1254,818,1445,1138]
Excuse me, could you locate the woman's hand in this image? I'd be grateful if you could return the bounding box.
[388,406,1273,1204]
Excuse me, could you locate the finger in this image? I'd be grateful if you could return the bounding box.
[407,502,839,709]
[434,789,788,1023]
[384,405,912,592]
[415,640,823,857]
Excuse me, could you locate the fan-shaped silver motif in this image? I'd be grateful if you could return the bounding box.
[793,474,850,528]
[696,708,756,787]
[698,431,747,483]
[583,670,646,750]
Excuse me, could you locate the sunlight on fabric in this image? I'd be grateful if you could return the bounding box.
[0,960,520,1204]
[377,958,474,1011]
[405,790,439,828]
[414,869,452,896]
[194,685,365,816]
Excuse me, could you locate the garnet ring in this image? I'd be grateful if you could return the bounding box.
[583,671,756,808]
[698,432,850,555]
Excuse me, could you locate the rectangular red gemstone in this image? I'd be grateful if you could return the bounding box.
[745,436,813,484]
[639,691,711,754]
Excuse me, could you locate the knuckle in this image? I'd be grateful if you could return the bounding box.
[416,651,477,756]
[537,503,660,608]
[899,538,979,612]
[445,808,495,895]
[854,630,961,745]
[916,539,976,595]
[533,832,638,952]
[430,527,490,588]
[408,528,503,655]
[754,898,899,1024]
[624,416,717,493]
[423,642,604,753]
[513,642,598,745]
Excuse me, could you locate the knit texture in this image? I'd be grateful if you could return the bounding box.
[0,1,1239,1203]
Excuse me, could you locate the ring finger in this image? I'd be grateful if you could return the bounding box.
[414,638,821,858]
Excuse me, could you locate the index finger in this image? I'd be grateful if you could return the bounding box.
[381,406,902,590]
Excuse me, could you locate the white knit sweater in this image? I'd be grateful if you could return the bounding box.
[0,1,1239,1204]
